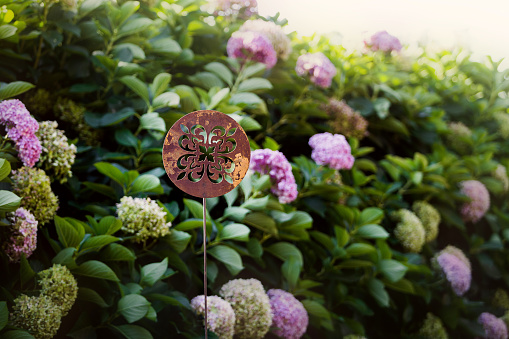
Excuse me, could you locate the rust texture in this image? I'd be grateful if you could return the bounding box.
[162,110,251,198]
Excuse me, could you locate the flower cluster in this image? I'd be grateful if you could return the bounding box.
[494,112,509,139]
[2,208,38,263]
[213,0,258,19]
[417,313,449,339]
[239,20,291,60]
[191,295,236,339]
[365,30,402,53]
[11,167,59,225]
[412,201,440,243]
[10,294,62,339]
[321,99,368,140]
[493,164,509,192]
[250,149,298,203]
[309,132,355,170]
[227,31,277,69]
[459,180,490,223]
[493,289,509,310]
[23,88,53,117]
[38,264,78,316]
[36,121,77,183]
[267,289,308,339]
[0,99,41,167]
[116,196,171,243]
[446,122,472,154]
[436,246,471,296]
[478,312,508,339]
[392,209,425,253]
[219,278,273,338]
[295,52,337,88]
[54,97,101,146]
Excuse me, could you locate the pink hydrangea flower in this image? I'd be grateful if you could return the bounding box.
[295,52,337,88]
[267,289,308,339]
[437,252,471,296]
[227,31,277,69]
[0,99,41,167]
[191,295,236,339]
[365,30,402,52]
[3,207,38,263]
[250,149,298,204]
[309,132,354,170]
[478,312,508,339]
[459,180,490,223]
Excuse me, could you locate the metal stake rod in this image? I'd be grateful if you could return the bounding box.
[203,197,208,339]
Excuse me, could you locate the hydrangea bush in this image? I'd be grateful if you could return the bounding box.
[0,0,507,338]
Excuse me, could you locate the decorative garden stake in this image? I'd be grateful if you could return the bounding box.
[162,110,251,338]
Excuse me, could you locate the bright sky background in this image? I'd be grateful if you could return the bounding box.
[256,0,509,68]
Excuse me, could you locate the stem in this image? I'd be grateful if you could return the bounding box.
[202,197,208,339]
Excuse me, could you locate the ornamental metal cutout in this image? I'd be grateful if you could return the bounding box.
[162,110,250,198]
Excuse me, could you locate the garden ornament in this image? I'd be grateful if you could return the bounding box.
[162,110,250,338]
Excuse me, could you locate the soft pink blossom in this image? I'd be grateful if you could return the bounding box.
[267,289,308,339]
[309,132,354,170]
[459,180,490,223]
[295,52,337,88]
[227,31,277,69]
[365,31,402,52]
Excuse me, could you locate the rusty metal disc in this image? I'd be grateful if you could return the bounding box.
[162,110,251,198]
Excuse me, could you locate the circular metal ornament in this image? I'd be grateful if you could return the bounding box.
[162,110,251,198]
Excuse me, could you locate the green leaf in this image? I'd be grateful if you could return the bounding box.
[130,174,161,195]
[189,72,223,90]
[115,128,139,148]
[0,190,20,212]
[79,0,104,17]
[373,97,391,119]
[346,243,376,256]
[113,43,145,60]
[101,243,136,261]
[20,255,36,286]
[335,226,350,247]
[150,37,181,55]
[207,87,230,110]
[2,330,36,339]
[55,216,83,248]
[356,224,389,239]
[72,260,119,281]
[140,258,168,287]
[94,162,125,186]
[383,278,415,294]
[78,287,109,307]
[0,301,8,331]
[183,199,210,220]
[152,92,180,109]
[151,73,172,98]
[113,324,153,339]
[281,257,301,289]
[204,62,233,86]
[0,81,34,100]
[224,187,238,207]
[118,17,153,37]
[173,85,200,111]
[243,212,277,236]
[84,109,136,128]
[239,116,262,131]
[117,1,141,26]
[238,78,273,92]
[0,158,11,181]
[240,196,269,211]
[120,76,149,104]
[301,300,331,321]
[167,230,191,253]
[52,248,77,268]
[118,294,151,323]
[229,92,263,106]
[367,278,389,307]
[243,63,266,78]
[140,113,166,133]
[218,223,250,242]
[209,245,244,275]
[266,242,303,265]
[95,216,122,235]
[378,259,407,283]
[173,218,205,231]
[0,24,16,40]
[80,235,118,252]
[358,208,384,225]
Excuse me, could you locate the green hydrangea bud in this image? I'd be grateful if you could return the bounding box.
[11,167,59,226]
[446,122,472,154]
[53,98,102,146]
[493,164,509,193]
[494,112,509,139]
[412,201,440,243]
[116,196,171,243]
[10,294,62,339]
[418,313,448,339]
[343,335,367,339]
[38,264,78,316]
[36,121,77,184]
[23,89,54,118]
[493,289,509,310]
[219,278,273,339]
[392,209,425,253]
